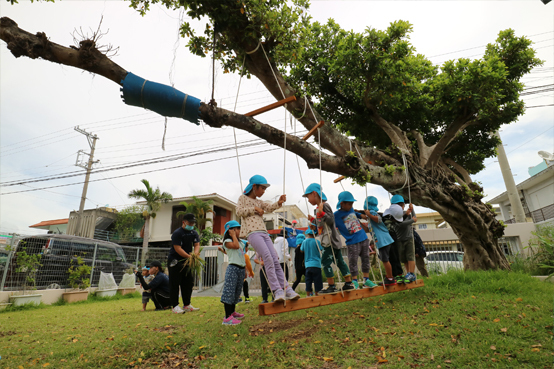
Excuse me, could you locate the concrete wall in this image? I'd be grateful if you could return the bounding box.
[0,286,141,305]
[524,175,554,212]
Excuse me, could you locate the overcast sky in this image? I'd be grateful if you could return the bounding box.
[1,1,553,235]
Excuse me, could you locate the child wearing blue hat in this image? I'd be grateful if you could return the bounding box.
[301,229,324,296]
[383,195,417,283]
[236,175,300,302]
[221,220,247,325]
[334,191,378,289]
[363,196,397,286]
[303,183,355,293]
[291,233,306,291]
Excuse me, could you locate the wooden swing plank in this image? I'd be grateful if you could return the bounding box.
[258,279,424,316]
[245,96,297,117]
[302,120,325,141]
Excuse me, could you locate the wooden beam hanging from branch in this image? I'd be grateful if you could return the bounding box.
[245,96,297,117]
[258,279,424,316]
[302,120,325,141]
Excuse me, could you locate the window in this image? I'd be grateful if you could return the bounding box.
[456,253,464,262]
[418,224,427,230]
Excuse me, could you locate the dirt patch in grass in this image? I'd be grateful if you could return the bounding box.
[153,324,179,333]
[136,345,203,369]
[289,325,320,340]
[0,330,16,337]
[248,319,304,336]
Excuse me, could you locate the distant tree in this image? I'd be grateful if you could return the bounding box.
[128,179,172,265]
[176,196,214,230]
[113,205,145,242]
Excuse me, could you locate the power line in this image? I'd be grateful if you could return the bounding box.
[0,148,280,196]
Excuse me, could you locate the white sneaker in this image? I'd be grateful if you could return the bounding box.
[172,305,185,314]
[183,304,199,312]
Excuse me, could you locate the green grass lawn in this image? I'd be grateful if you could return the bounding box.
[1,270,552,368]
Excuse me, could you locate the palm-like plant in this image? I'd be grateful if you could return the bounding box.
[176,196,213,230]
[128,179,173,266]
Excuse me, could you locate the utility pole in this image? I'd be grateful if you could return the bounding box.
[494,131,526,223]
[73,126,99,237]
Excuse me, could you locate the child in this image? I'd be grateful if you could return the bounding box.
[221,220,247,326]
[273,231,291,281]
[334,191,378,289]
[252,253,272,303]
[301,229,324,296]
[388,195,417,283]
[236,175,299,302]
[363,196,397,287]
[291,233,306,291]
[242,241,254,303]
[141,267,154,311]
[303,183,355,294]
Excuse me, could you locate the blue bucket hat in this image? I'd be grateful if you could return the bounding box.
[390,194,405,204]
[243,175,270,195]
[303,183,322,198]
[336,202,340,210]
[338,191,356,203]
[364,196,379,212]
[322,192,327,201]
[224,220,241,233]
[296,233,306,245]
[305,229,315,236]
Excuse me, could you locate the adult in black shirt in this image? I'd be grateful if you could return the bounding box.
[135,260,171,310]
[169,213,201,314]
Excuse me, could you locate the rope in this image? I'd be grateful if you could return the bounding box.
[261,44,287,100]
[231,55,247,190]
[259,262,274,301]
[282,108,288,305]
[245,41,261,55]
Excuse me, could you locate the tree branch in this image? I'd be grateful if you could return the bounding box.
[426,117,477,169]
[443,157,473,184]
[0,17,127,85]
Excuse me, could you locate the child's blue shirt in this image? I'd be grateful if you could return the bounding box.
[300,238,323,269]
[334,208,368,245]
[368,210,395,249]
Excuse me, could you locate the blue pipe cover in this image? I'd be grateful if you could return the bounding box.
[120,72,201,125]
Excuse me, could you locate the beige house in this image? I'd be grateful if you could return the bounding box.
[263,204,309,229]
[136,193,237,245]
[414,212,448,231]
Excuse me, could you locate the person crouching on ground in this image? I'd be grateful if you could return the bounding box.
[221,221,247,326]
[135,260,171,311]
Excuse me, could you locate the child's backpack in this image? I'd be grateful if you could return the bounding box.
[413,230,426,257]
[381,212,399,239]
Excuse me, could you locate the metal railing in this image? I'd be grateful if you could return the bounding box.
[0,234,221,293]
[505,204,554,224]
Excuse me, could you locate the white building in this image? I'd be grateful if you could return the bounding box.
[489,160,554,225]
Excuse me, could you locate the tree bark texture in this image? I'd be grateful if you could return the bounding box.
[0,16,510,270]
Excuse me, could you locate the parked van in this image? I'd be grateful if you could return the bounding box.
[2,234,134,291]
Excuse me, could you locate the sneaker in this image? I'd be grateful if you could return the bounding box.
[320,285,338,294]
[406,272,416,283]
[245,297,253,303]
[285,287,300,300]
[352,280,360,289]
[395,276,405,284]
[273,289,285,302]
[172,305,185,314]
[342,282,356,291]
[364,279,378,289]
[222,316,242,325]
[231,311,245,319]
[183,305,199,312]
[384,278,397,287]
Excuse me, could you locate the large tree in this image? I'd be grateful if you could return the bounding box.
[0,1,542,270]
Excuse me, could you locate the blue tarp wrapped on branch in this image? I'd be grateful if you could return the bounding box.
[120,72,201,125]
